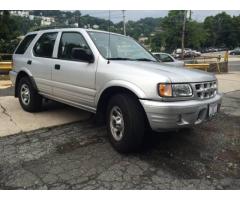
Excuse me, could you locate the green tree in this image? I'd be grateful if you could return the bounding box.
[160,10,185,52]
[204,12,238,49]
[185,21,207,49]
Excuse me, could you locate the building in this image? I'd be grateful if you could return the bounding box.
[29,15,35,20]
[138,36,149,44]
[40,16,55,26]
[10,11,30,18]
[93,24,99,29]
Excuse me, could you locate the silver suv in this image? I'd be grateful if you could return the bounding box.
[10,28,222,153]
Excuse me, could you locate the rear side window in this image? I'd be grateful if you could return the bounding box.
[15,34,37,54]
[33,32,58,58]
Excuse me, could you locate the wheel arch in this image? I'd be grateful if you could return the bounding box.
[15,70,38,97]
[96,83,148,127]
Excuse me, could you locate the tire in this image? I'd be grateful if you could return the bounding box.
[106,93,146,153]
[18,76,42,112]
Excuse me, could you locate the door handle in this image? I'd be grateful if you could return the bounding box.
[55,64,61,70]
[27,60,32,65]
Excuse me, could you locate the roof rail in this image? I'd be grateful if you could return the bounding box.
[33,25,78,31]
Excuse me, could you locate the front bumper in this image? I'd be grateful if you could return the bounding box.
[140,94,222,132]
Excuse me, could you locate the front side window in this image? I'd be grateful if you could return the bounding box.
[58,32,91,60]
[33,32,57,58]
[88,31,157,62]
[15,34,37,54]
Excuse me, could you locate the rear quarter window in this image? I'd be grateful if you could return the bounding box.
[15,34,37,54]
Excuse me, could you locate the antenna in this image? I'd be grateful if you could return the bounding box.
[107,10,111,64]
[122,10,126,35]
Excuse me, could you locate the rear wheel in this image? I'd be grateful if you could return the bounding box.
[106,93,146,153]
[18,76,42,112]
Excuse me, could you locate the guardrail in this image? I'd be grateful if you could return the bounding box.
[0,54,13,74]
[184,52,229,73]
[185,63,210,71]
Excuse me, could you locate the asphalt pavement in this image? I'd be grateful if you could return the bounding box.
[228,61,240,71]
[0,91,239,189]
[0,65,239,189]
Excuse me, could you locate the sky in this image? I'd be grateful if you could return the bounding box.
[81,10,240,22]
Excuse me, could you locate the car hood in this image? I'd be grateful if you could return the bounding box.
[110,60,216,83]
[163,60,184,68]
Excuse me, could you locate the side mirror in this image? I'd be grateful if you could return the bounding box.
[71,48,94,63]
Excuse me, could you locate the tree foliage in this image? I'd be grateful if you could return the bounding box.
[0,10,240,53]
[204,12,240,49]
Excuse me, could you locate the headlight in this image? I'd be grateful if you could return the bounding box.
[158,83,192,97]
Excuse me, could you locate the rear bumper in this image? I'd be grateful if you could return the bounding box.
[9,70,17,85]
[140,94,222,132]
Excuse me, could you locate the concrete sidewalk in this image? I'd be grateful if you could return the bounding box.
[0,97,91,137]
[0,80,12,89]
[216,71,240,93]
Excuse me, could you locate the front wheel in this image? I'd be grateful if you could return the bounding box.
[106,93,146,153]
[18,76,42,112]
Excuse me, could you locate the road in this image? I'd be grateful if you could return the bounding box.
[0,91,239,189]
[229,61,240,71]
[0,68,239,189]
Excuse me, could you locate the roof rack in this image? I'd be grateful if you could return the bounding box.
[33,25,78,31]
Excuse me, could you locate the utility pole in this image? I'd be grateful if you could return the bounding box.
[189,10,192,20]
[122,10,126,35]
[181,10,187,60]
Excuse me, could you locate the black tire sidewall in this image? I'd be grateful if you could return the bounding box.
[18,77,42,112]
[107,94,145,153]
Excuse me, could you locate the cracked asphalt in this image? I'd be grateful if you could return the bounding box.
[0,90,239,189]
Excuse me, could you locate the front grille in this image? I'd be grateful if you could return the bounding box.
[192,81,217,100]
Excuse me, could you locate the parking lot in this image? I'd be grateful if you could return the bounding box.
[0,72,240,189]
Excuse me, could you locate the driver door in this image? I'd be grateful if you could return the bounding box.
[52,31,97,110]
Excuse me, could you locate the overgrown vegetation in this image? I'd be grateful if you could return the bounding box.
[0,10,240,53]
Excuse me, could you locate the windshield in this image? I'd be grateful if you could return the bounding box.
[88,31,157,62]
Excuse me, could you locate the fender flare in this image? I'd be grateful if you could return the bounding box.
[95,80,146,105]
[15,68,38,97]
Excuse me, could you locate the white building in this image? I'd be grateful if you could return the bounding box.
[40,16,55,26]
[10,11,30,18]
[93,24,99,29]
[29,15,35,20]
[138,36,149,44]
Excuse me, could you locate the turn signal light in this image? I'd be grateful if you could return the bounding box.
[158,84,172,97]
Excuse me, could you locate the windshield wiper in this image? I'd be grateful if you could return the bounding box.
[107,57,157,62]
[135,58,157,62]
[108,57,134,60]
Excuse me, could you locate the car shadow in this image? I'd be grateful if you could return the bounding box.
[41,99,68,111]
[132,127,214,179]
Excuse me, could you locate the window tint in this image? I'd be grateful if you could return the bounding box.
[15,34,37,54]
[58,32,91,60]
[33,32,57,58]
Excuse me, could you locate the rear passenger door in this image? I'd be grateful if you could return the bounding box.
[52,31,97,110]
[30,32,58,95]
